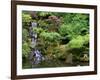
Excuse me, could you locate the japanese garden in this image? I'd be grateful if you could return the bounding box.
[22,11,89,69]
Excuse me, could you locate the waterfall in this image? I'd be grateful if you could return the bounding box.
[29,22,37,47]
[29,22,44,66]
[29,49,44,65]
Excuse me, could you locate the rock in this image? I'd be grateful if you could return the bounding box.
[65,53,73,64]
[80,54,89,62]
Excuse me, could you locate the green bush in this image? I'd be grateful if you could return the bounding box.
[22,42,31,58]
[22,12,32,59]
[22,13,32,22]
[67,34,89,49]
[40,32,61,42]
[22,29,29,42]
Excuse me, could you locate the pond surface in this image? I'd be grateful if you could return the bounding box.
[22,59,89,69]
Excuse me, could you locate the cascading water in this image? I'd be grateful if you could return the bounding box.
[29,22,37,47]
[29,49,44,67]
[29,22,44,67]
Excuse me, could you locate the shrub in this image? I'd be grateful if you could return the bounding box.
[67,34,89,49]
[22,42,31,58]
[40,32,61,42]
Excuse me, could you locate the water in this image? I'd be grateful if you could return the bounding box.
[32,22,37,27]
[29,22,37,47]
[23,58,89,69]
[29,49,44,65]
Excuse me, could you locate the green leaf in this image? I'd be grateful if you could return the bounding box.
[22,13,32,22]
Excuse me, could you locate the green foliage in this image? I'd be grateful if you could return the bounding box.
[38,20,49,28]
[67,35,84,48]
[62,13,89,26]
[22,12,32,59]
[40,32,61,42]
[37,12,52,17]
[59,24,74,39]
[22,13,32,29]
[83,34,89,45]
[33,27,46,35]
[67,34,89,49]
[22,42,31,58]
[22,13,32,22]
[59,13,89,39]
[22,28,31,58]
[22,29,29,42]
[59,24,68,36]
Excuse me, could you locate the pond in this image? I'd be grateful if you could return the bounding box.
[22,59,89,69]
